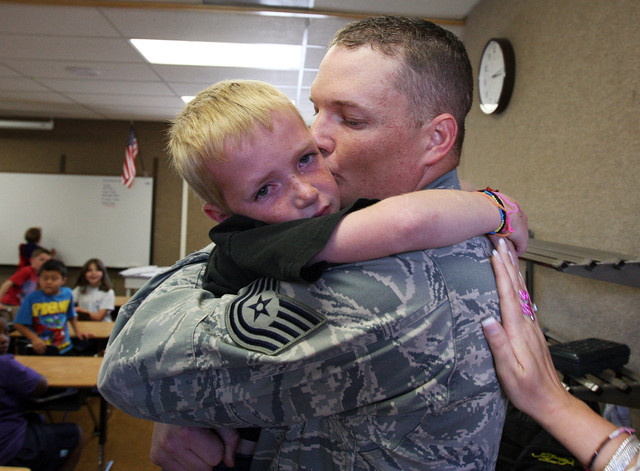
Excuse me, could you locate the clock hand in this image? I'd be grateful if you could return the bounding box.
[491,69,505,78]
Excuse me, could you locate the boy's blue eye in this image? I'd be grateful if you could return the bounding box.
[299,153,313,164]
[255,186,269,199]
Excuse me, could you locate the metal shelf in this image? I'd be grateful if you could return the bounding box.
[521,239,640,289]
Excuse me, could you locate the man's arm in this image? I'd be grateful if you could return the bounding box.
[101,246,479,427]
[150,423,239,470]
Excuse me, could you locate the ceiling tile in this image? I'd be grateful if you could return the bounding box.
[0,3,120,37]
[38,79,173,96]
[0,34,143,63]
[5,60,160,82]
[0,1,476,122]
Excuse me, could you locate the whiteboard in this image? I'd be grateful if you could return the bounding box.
[0,173,153,268]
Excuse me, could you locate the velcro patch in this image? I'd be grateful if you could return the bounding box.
[225,277,326,355]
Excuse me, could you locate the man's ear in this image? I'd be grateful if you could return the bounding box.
[203,203,230,223]
[422,113,458,165]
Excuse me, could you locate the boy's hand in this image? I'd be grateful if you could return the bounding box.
[76,331,92,341]
[502,196,528,256]
[487,194,528,256]
[31,337,47,355]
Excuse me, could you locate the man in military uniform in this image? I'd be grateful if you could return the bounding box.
[99,16,511,470]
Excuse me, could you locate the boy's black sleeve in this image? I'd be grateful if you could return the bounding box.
[203,198,377,296]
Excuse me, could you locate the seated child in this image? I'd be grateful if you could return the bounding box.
[13,259,90,355]
[73,258,115,322]
[18,227,56,268]
[0,316,84,470]
[0,248,52,314]
[167,79,526,468]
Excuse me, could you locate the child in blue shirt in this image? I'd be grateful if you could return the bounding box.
[14,260,89,355]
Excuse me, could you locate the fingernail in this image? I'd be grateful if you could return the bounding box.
[481,316,500,335]
[499,238,507,250]
[492,249,503,263]
[508,250,517,266]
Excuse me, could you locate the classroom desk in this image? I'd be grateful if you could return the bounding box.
[15,355,110,470]
[10,321,114,339]
[114,295,130,308]
[74,321,114,339]
[122,275,146,296]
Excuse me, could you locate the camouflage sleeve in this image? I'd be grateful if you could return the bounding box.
[100,245,454,427]
[99,238,505,469]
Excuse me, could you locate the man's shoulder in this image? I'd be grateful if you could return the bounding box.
[279,235,494,311]
[112,244,213,325]
[150,244,213,290]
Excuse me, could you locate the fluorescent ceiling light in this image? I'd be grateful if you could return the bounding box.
[0,119,54,131]
[131,39,302,70]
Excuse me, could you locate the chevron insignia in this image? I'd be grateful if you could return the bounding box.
[225,277,326,355]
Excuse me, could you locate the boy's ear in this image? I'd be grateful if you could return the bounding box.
[203,203,230,223]
[422,113,458,165]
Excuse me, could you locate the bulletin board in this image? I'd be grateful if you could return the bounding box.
[0,173,153,268]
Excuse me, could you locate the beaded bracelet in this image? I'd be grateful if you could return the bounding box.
[588,427,635,470]
[493,190,520,234]
[477,187,508,235]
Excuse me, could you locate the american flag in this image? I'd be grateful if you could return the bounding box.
[122,126,139,188]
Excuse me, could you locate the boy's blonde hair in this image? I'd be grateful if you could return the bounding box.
[169,80,303,212]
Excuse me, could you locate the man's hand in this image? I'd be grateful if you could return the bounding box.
[150,423,240,471]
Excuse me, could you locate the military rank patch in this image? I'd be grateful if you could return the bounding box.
[225,277,326,355]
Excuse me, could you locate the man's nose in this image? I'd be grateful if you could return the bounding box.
[310,113,333,158]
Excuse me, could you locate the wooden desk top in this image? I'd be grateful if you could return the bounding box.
[14,355,102,388]
[115,295,131,307]
[75,321,113,339]
[10,321,113,339]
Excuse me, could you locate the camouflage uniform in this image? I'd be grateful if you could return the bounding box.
[98,170,507,470]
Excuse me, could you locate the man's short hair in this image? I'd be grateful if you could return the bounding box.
[39,259,67,278]
[330,15,473,157]
[169,80,303,211]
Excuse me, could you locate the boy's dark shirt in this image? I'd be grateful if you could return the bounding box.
[203,198,377,296]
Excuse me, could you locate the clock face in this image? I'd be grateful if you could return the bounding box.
[478,39,515,114]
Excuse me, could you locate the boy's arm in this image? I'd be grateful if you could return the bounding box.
[69,316,90,340]
[13,323,47,354]
[311,189,525,265]
[0,279,13,306]
[29,375,49,397]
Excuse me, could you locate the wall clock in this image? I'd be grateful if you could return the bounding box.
[478,38,515,115]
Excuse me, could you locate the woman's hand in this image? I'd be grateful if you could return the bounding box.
[482,238,569,421]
